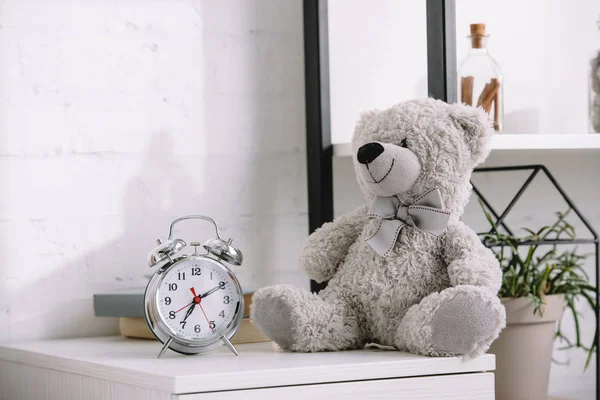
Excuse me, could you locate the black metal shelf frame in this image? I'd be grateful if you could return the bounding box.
[302,0,598,395]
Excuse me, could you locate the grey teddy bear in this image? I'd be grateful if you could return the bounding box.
[251,98,506,358]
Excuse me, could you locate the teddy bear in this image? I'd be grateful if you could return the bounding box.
[251,98,506,358]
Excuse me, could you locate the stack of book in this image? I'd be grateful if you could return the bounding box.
[93,288,269,344]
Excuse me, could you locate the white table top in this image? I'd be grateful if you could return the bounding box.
[0,336,495,394]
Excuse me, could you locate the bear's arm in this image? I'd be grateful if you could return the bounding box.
[440,221,502,293]
[299,204,368,283]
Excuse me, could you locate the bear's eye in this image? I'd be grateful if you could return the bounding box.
[400,138,408,148]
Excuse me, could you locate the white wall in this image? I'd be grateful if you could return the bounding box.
[0,0,309,342]
[329,0,600,142]
[328,0,428,143]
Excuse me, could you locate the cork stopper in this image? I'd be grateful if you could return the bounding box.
[469,23,487,48]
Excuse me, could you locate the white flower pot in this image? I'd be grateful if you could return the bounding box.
[489,294,564,400]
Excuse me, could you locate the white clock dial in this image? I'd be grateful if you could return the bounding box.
[156,258,240,340]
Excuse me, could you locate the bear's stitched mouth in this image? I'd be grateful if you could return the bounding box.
[365,159,395,184]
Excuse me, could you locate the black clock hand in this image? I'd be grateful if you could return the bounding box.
[200,282,226,299]
[200,286,221,299]
[181,303,195,323]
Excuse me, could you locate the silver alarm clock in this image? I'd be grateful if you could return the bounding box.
[145,215,244,358]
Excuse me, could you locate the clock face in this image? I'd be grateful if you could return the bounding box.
[156,257,241,341]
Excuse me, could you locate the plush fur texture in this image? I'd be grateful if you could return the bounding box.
[251,98,506,358]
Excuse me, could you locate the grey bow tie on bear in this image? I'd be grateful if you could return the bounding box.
[366,187,451,257]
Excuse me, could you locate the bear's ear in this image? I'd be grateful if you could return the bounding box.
[352,109,379,141]
[448,103,493,166]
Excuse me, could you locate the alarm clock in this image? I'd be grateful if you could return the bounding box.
[145,215,244,358]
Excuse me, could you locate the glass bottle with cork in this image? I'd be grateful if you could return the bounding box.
[458,23,503,132]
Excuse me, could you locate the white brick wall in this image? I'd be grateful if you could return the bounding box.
[0,0,309,342]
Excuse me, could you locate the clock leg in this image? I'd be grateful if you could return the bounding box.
[157,337,174,359]
[222,336,239,356]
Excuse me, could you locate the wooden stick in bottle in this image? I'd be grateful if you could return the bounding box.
[461,76,474,106]
[476,79,499,114]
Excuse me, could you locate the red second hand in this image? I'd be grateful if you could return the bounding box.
[198,303,214,333]
[174,301,194,313]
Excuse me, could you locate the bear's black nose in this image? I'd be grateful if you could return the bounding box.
[357,142,384,164]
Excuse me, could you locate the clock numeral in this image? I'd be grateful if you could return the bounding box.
[194,324,201,333]
[179,320,187,329]
[178,272,186,280]
[164,297,171,305]
[169,311,176,319]
[192,267,201,276]
[209,321,216,330]
[168,283,178,291]
[210,272,213,280]
[223,296,230,304]
[219,281,226,289]
[219,310,225,318]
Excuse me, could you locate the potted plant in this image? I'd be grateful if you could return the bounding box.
[479,202,597,400]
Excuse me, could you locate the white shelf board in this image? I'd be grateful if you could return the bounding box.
[0,336,495,394]
[333,134,600,157]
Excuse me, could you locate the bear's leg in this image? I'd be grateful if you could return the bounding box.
[396,285,505,358]
[251,284,363,352]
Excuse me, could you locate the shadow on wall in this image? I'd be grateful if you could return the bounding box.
[4,131,202,339]
[1,1,307,341]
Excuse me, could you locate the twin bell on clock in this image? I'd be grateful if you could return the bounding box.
[144,215,245,358]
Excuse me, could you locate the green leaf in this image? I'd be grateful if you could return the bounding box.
[566,298,582,347]
[478,198,500,236]
[585,330,598,371]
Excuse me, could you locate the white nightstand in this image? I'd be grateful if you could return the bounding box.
[0,336,495,399]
